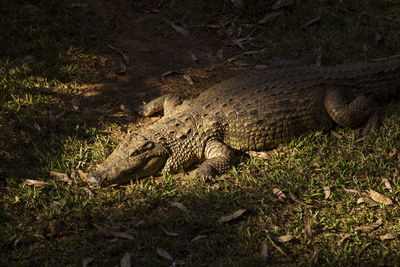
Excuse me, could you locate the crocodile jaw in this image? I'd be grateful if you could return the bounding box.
[87,134,168,186]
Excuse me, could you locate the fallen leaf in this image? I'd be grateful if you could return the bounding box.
[273,188,286,199]
[242,48,267,55]
[261,243,268,258]
[337,233,350,246]
[49,171,72,184]
[183,74,194,85]
[371,54,400,62]
[254,65,269,69]
[218,209,246,223]
[161,70,179,77]
[315,50,322,67]
[288,191,312,207]
[331,131,342,139]
[369,189,393,205]
[343,188,361,195]
[189,51,198,61]
[311,249,319,263]
[323,186,330,199]
[217,49,224,60]
[169,22,190,38]
[160,226,179,237]
[119,61,127,74]
[82,257,94,267]
[258,11,281,24]
[266,234,287,256]
[301,16,321,28]
[94,224,134,240]
[170,202,189,213]
[230,0,244,9]
[356,197,378,206]
[380,233,396,241]
[157,248,174,261]
[355,218,383,232]
[191,235,206,242]
[14,196,20,203]
[49,219,64,235]
[274,235,294,243]
[388,147,397,158]
[70,169,87,181]
[83,187,94,196]
[105,43,129,64]
[120,253,131,267]
[272,0,292,10]
[304,214,312,238]
[24,179,51,187]
[382,178,392,193]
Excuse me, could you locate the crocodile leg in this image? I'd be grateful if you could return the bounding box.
[324,88,380,136]
[137,94,181,117]
[193,139,241,179]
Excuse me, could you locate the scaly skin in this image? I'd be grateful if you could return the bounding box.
[87,57,400,186]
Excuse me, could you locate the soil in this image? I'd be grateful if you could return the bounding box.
[79,0,252,133]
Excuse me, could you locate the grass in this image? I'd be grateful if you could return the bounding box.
[1,0,400,266]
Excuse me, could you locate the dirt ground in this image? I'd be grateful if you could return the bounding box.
[78,0,285,134]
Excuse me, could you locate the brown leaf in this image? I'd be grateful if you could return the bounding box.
[189,51,198,62]
[274,235,294,243]
[266,235,287,256]
[288,191,312,207]
[388,147,397,158]
[304,214,312,238]
[369,189,393,205]
[82,257,94,267]
[254,65,269,70]
[161,70,179,77]
[183,74,194,85]
[355,218,383,232]
[94,224,134,240]
[323,186,330,199]
[169,22,190,38]
[380,233,396,241]
[382,178,392,193]
[119,61,127,74]
[14,196,20,204]
[357,197,378,206]
[218,209,246,223]
[120,253,131,267]
[49,171,72,184]
[24,179,51,187]
[272,0,292,10]
[337,233,350,246]
[258,11,281,24]
[160,226,179,237]
[301,16,321,28]
[157,247,174,261]
[49,219,64,235]
[242,48,267,55]
[170,202,189,213]
[261,243,268,258]
[343,188,361,195]
[70,169,87,181]
[217,49,224,60]
[191,235,206,242]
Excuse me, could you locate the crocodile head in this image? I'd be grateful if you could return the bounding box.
[87,134,169,186]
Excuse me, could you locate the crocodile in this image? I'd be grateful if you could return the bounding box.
[87,57,400,186]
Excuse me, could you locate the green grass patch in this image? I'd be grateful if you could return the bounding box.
[1,0,400,265]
